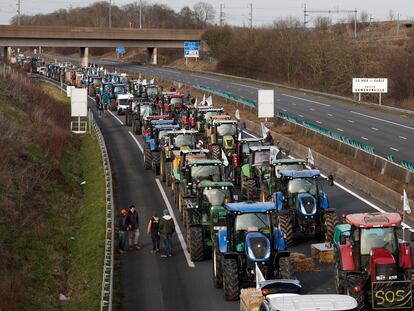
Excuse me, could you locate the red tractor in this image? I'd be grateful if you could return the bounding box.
[333,212,413,310]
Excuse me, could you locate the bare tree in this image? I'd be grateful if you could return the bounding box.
[193,1,216,24]
[314,16,332,30]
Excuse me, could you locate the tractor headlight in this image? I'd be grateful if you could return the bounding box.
[376,275,386,281]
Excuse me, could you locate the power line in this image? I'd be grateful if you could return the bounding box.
[219,3,225,26]
[248,3,252,29]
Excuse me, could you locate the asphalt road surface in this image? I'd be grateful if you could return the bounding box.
[39,74,414,311]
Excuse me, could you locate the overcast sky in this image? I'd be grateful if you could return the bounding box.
[1,0,413,26]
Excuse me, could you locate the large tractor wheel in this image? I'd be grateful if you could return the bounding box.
[243,179,256,201]
[278,215,294,247]
[344,274,366,311]
[160,156,166,182]
[152,152,160,175]
[144,145,152,170]
[166,163,172,187]
[324,212,338,244]
[278,256,296,280]
[211,144,221,160]
[212,243,223,288]
[223,258,240,301]
[189,226,204,262]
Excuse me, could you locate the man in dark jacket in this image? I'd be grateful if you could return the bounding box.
[159,209,175,257]
[264,131,274,145]
[147,212,160,253]
[126,205,140,250]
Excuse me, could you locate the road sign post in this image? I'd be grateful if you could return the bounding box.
[183,41,200,64]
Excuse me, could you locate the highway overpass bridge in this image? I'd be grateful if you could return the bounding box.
[0,25,204,65]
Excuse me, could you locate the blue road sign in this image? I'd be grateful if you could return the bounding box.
[116,47,125,55]
[184,41,200,58]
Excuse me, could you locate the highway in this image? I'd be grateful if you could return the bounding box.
[40,73,414,311]
[94,59,413,164]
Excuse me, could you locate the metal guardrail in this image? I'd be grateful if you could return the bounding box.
[92,116,114,311]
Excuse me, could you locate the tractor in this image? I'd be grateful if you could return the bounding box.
[182,180,234,261]
[176,159,223,220]
[333,212,413,310]
[234,138,265,186]
[273,169,337,246]
[170,149,210,205]
[143,121,179,173]
[213,202,294,300]
[194,107,225,134]
[130,101,157,135]
[206,117,239,160]
[159,129,199,185]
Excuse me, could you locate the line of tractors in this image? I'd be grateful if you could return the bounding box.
[33,61,414,310]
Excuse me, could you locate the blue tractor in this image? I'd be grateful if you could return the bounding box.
[213,202,294,301]
[143,120,179,173]
[272,169,337,247]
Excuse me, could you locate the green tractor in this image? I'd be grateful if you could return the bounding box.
[159,129,199,185]
[177,159,223,220]
[206,117,239,160]
[194,107,225,134]
[183,180,234,262]
[130,100,155,135]
[234,138,265,186]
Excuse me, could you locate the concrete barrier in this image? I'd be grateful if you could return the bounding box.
[244,120,414,216]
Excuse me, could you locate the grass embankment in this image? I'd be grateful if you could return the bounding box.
[0,70,105,310]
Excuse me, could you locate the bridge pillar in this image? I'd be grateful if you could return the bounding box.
[3,46,11,62]
[79,47,89,67]
[146,47,157,65]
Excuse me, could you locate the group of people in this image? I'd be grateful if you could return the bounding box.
[118,205,175,258]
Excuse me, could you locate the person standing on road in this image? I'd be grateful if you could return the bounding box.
[264,131,274,145]
[147,212,160,253]
[103,89,110,118]
[159,209,175,257]
[118,209,128,253]
[126,205,140,250]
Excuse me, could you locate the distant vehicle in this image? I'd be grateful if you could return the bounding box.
[116,93,132,115]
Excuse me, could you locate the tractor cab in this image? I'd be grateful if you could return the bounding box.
[171,149,210,188]
[183,159,223,193]
[273,169,336,246]
[333,212,413,310]
[163,93,185,118]
[195,107,225,133]
[178,103,197,129]
[237,138,265,166]
[130,80,144,97]
[106,73,120,83]
[142,115,173,135]
[207,118,239,159]
[272,159,307,179]
[214,202,292,300]
[119,73,129,84]
[144,84,161,101]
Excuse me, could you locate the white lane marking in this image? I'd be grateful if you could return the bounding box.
[298,114,304,118]
[371,127,379,131]
[291,103,296,106]
[337,128,344,132]
[390,147,399,152]
[316,121,322,124]
[310,108,315,111]
[190,74,220,82]
[281,108,287,112]
[282,94,331,107]
[399,136,407,140]
[155,179,195,268]
[277,99,281,102]
[350,111,414,130]
[242,128,414,231]
[328,113,333,117]
[108,110,124,125]
[348,120,354,123]
[128,131,144,154]
[231,82,260,90]
[361,137,368,141]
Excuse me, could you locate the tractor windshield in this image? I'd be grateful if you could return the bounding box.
[140,105,152,117]
[170,97,183,106]
[275,163,305,178]
[158,130,169,140]
[114,86,127,94]
[119,76,129,84]
[92,78,102,86]
[146,87,158,97]
[203,188,230,206]
[360,227,397,255]
[288,178,317,196]
[191,165,221,182]
[253,150,270,165]
[217,124,237,136]
[173,134,195,148]
[204,111,221,121]
[235,213,271,235]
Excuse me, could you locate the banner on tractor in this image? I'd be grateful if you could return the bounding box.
[372,280,412,310]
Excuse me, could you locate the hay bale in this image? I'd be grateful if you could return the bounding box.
[240,288,263,311]
[319,249,335,264]
[290,252,315,272]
